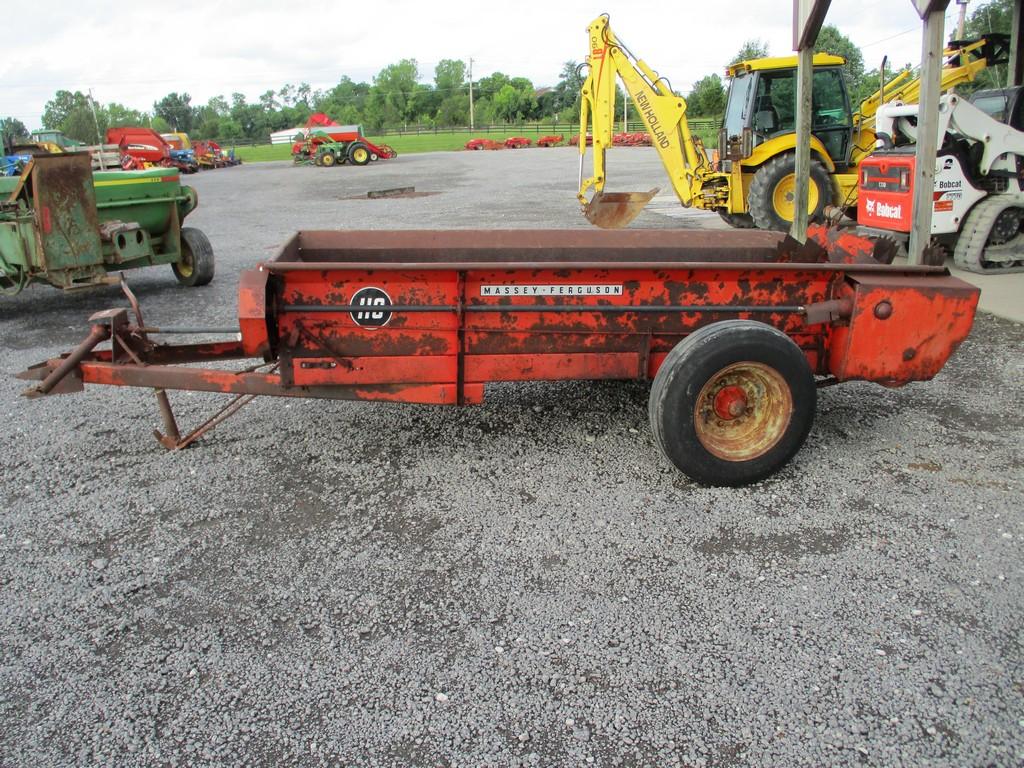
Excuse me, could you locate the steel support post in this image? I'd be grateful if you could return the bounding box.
[908,9,946,265]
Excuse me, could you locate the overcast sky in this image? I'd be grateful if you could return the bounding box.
[0,0,965,128]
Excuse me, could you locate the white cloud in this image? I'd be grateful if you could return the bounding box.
[0,0,954,127]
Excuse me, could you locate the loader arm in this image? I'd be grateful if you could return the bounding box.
[853,34,1007,150]
[578,14,710,227]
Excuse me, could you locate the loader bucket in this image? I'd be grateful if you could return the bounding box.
[583,188,659,229]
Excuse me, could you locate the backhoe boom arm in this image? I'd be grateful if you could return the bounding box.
[578,15,709,224]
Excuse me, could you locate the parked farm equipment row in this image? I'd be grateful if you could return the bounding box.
[465,136,568,150]
[0,153,214,293]
[16,225,977,486]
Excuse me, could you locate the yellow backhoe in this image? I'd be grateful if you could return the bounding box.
[578,14,1007,230]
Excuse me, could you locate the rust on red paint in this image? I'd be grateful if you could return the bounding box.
[17,227,979,445]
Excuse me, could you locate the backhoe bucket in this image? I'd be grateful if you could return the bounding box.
[583,189,659,229]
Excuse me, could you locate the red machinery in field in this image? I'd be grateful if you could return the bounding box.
[108,127,200,173]
[107,127,169,165]
[612,132,652,146]
[465,138,504,150]
[537,135,565,147]
[18,226,977,486]
[290,113,396,163]
[504,137,533,149]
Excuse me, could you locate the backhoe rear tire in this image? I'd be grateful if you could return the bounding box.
[748,154,831,232]
[718,211,756,229]
[173,227,215,287]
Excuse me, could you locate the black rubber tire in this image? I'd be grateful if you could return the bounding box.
[747,154,832,231]
[172,227,215,287]
[348,143,371,166]
[320,152,337,167]
[718,211,756,229]
[648,320,816,486]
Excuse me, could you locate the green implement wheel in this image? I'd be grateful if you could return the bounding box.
[747,154,831,232]
[348,143,371,166]
[172,227,215,287]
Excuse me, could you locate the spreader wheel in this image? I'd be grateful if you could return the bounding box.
[348,143,371,166]
[648,320,815,485]
[173,227,215,287]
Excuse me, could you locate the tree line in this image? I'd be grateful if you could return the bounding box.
[1,0,1010,147]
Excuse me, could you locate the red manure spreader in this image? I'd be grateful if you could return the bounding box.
[18,226,977,486]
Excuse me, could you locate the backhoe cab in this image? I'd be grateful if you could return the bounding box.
[720,54,855,230]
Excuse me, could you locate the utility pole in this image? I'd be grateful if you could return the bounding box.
[468,58,475,131]
[87,89,107,170]
[956,0,968,38]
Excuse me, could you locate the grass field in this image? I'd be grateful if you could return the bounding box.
[234,122,720,163]
[233,131,562,162]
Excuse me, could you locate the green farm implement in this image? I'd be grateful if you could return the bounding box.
[0,153,214,294]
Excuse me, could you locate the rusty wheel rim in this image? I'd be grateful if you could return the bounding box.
[694,362,793,462]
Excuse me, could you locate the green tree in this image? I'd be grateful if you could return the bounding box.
[366,59,420,129]
[964,0,1013,38]
[814,25,865,91]
[686,74,726,117]
[434,59,468,125]
[963,0,1012,90]
[207,95,229,116]
[731,40,770,65]
[491,78,537,123]
[154,92,195,133]
[1,117,29,144]
[476,72,511,99]
[315,76,371,125]
[42,90,91,129]
[106,103,146,128]
[434,59,466,94]
[550,61,585,119]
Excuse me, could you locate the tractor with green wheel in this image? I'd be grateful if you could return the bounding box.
[0,153,214,294]
[314,140,373,167]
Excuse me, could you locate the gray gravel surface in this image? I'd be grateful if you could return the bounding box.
[1,149,1022,767]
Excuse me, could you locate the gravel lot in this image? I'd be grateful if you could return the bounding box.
[1,149,1022,767]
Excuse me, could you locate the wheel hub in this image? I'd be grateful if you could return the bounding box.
[772,173,819,222]
[694,362,794,462]
[989,208,1022,245]
[713,385,748,420]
